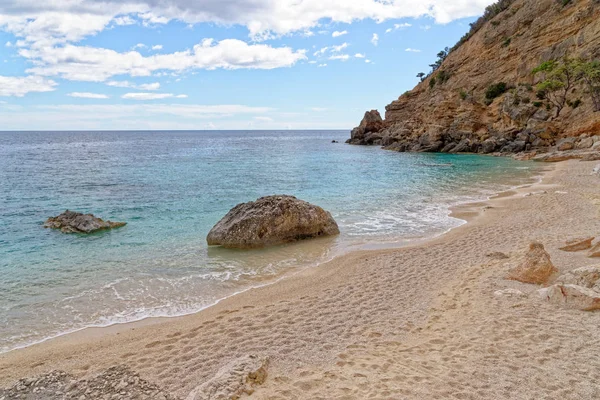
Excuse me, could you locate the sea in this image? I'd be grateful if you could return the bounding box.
[0,130,543,353]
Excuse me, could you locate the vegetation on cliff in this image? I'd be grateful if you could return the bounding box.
[349,0,600,156]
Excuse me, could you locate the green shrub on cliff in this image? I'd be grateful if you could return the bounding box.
[485,82,508,100]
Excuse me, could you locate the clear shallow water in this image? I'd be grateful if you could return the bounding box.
[0,130,542,352]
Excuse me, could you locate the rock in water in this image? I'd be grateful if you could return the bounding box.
[507,242,558,285]
[44,210,126,234]
[207,195,339,249]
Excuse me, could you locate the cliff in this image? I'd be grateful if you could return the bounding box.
[349,0,600,157]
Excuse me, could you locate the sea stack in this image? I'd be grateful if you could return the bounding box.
[207,195,340,249]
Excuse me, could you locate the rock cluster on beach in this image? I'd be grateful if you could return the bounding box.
[501,233,600,311]
[207,195,339,249]
[44,210,126,234]
[0,366,177,400]
[347,0,600,160]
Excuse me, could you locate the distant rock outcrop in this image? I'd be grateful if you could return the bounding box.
[348,110,384,145]
[507,242,558,285]
[348,0,600,158]
[44,210,126,234]
[207,195,340,249]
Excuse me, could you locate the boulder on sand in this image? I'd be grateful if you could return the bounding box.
[507,242,558,285]
[207,195,340,249]
[559,237,595,252]
[555,266,600,292]
[539,284,600,311]
[44,210,126,234]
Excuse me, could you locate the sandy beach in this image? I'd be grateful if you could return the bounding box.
[2,159,600,399]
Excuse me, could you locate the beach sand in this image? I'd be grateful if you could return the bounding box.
[2,159,600,399]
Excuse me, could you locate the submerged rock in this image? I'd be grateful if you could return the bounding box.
[207,195,340,249]
[507,242,558,285]
[44,210,126,234]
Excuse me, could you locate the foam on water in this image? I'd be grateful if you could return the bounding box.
[0,130,543,353]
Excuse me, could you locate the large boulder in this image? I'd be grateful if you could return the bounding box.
[507,242,558,285]
[44,210,126,234]
[207,195,340,249]
[539,284,600,311]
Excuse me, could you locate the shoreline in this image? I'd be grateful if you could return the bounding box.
[4,159,600,399]
[0,162,546,357]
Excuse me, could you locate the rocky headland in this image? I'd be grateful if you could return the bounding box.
[349,0,600,160]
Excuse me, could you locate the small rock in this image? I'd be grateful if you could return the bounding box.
[559,237,594,252]
[557,137,575,151]
[486,251,510,260]
[507,242,558,285]
[494,288,525,297]
[577,137,594,149]
[540,284,600,311]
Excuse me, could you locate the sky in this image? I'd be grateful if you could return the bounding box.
[0,0,496,130]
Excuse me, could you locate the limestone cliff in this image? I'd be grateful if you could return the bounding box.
[349,0,600,155]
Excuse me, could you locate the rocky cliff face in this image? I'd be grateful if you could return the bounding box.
[349,0,600,156]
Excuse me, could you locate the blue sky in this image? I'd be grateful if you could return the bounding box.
[0,1,494,130]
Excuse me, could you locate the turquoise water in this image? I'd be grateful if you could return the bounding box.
[0,130,542,352]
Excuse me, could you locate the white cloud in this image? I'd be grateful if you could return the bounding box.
[332,30,348,37]
[254,116,273,122]
[139,82,161,90]
[318,63,327,67]
[308,60,317,64]
[354,53,365,58]
[122,92,186,100]
[365,59,371,63]
[0,75,57,97]
[0,1,498,48]
[5,41,11,47]
[371,33,379,46]
[386,23,412,33]
[313,46,328,56]
[133,43,146,50]
[405,48,421,52]
[21,39,307,82]
[331,42,348,53]
[68,92,109,99]
[106,80,160,90]
[151,44,163,50]
[329,54,349,61]
[113,16,136,26]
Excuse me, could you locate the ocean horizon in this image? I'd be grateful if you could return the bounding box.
[0,130,543,353]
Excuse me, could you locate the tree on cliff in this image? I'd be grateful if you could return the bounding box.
[578,61,600,112]
[533,58,579,118]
